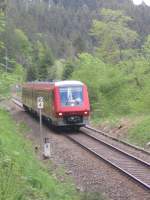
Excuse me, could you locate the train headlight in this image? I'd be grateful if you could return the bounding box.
[58,112,63,116]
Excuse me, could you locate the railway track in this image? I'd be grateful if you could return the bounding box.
[85,125,150,156]
[12,97,150,190]
[12,97,23,109]
[66,131,150,190]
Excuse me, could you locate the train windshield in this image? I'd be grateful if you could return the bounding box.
[59,86,83,106]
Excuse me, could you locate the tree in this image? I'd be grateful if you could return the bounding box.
[47,59,64,81]
[72,53,126,116]
[2,27,32,72]
[91,9,138,63]
[0,11,5,70]
[13,29,32,66]
[62,60,75,80]
[71,53,108,116]
[31,40,54,81]
[142,35,150,60]
[26,65,37,81]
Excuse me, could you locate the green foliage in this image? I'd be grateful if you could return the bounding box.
[127,116,150,147]
[62,60,75,80]
[72,53,105,101]
[26,65,37,81]
[4,0,150,62]
[71,53,124,117]
[0,109,79,200]
[0,64,25,99]
[71,53,150,121]
[0,12,5,33]
[118,58,150,114]
[0,11,5,65]
[142,35,150,60]
[28,41,54,81]
[100,8,132,24]
[5,28,32,67]
[1,26,32,72]
[47,59,64,81]
[91,9,138,63]
[14,29,31,55]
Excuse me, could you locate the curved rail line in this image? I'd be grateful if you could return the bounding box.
[85,125,150,155]
[12,97,24,109]
[12,98,150,190]
[66,131,150,190]
[81,129,150,166]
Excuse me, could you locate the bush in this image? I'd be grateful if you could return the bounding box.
[71,53,150,120]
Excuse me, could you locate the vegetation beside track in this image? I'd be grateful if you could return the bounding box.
[91,114,150,148]
[0,108,106,200]
[71,53,150,148]
[127,115,150,147]
[0,108,79,200]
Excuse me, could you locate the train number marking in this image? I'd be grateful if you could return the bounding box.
[37,97,44,109]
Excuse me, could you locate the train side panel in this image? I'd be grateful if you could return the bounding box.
[22,85,33,109]
[22,84,56,121]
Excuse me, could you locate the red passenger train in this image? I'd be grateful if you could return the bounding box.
[22,81,90,128]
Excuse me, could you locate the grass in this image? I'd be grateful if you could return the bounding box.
[91,114,150,148]
[127,115,150,147]
[0,108,79,200]
[0,107,107,200]
[91,114,120,127]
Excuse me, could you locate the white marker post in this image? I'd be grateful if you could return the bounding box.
[43,138,51,159]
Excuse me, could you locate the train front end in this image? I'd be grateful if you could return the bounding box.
[53,81,90,127]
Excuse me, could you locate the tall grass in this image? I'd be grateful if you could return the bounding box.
[0,109,79,200]
[127,115,150,147]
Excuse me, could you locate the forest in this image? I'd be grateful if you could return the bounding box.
[0,0,150,146]
[0,1,150,200]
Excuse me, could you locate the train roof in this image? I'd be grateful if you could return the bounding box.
[22,80,84,90]
[55,80,83,86]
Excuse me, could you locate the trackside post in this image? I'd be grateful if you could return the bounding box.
[44,138,51,158]
[37,96,44,151]
[37,97,51,158]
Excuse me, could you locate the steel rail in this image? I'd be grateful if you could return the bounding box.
[81,129,150,167]
[66,133,150,190]
[12,98,23,109]
[85,125,150,155]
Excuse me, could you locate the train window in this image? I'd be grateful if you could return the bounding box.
[59,86,83,106]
